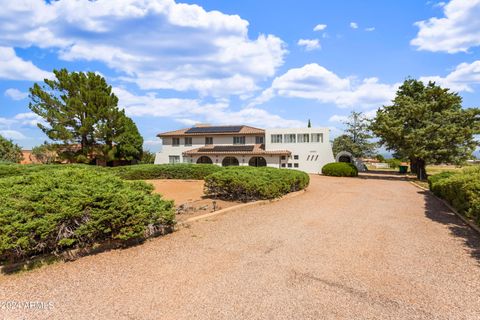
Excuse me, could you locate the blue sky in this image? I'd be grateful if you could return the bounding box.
[0,0,479,153]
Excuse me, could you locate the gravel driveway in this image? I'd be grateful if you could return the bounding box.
[1,173,480,319]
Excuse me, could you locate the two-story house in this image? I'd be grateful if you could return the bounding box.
[154,124,334,173]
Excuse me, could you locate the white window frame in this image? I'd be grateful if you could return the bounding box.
[284,134,296,143]
[172,137,180,146]
[255,136,264,144]
[184,137,192,146]
[311,133,323,143]
[205,137,213,145]
[233,136,246,145]
[297,133,309,143]
[271,134,282,143]
[169,155,180,164]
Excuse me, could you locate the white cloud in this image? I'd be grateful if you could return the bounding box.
[365,27,375,32]
[113,87,302,128]
[5,88,28,100]
[249,63,398,108]
[13,112,46,127]
[0,47,52,81]
[0,130,26,140]
[328,115,348,123]
[419,60,480,92]
[0,0,287,96]
[411,0,480,53]
[350,22,358,29]
[297,39,321,51]
[313,24,327,31]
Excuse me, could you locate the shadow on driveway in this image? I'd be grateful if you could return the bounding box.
[421,190,480,266]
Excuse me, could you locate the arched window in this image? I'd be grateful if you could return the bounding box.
[248,157,267,167]
[196,156,213,164]
[222,157,239,167]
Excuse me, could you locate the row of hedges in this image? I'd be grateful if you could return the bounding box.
[0,166,175,263]
[428,166,480,226]
[111,163,223,180]
[321,162,358,177]
[204,166,309,201]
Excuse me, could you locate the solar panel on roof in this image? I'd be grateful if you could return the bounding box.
[185,126,243,134]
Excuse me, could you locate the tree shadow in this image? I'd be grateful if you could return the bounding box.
[358,170,411,182]
[421,190,480,265]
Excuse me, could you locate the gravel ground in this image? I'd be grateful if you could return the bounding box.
[1,173,480,320]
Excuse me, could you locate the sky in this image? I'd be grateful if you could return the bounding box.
[0,0,479,153]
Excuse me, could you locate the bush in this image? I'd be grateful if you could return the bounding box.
[321,162,358,177]
[428,166,480,226]
[204,167,309,201]
[385,158,402,169]
[0,163,98,179]
[111,163,223,180]
[0,166,174,263]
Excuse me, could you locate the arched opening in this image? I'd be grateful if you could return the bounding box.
[248,156,267,167]
[196,156,213,164]
[222,156,239,167]
[338,155,351,163]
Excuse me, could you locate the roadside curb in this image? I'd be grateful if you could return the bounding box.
[409,181,480,235]
[177,188,307,227]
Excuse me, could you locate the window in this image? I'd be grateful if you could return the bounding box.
[281,155,286,160]
[294,155,299,160]
[297,134,309,143]
[311,133,323,143]
[185,137,192,146]
[281,163,286,168]
[205,137,213,145]
[287,163,292,168]
[172,138,180,146]
[169,155,180,164]
[233,136,246,145]
[255,136,264,144]
[294,163,299,168]
[271,134,282,143]
[284,134,296,143]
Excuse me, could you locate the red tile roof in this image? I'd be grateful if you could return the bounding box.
[183,144,290,156]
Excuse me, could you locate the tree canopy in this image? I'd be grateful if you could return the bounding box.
[0,135,23,163]
[332,111,377,158]
[371,79,480,179]
[29,69,143,163]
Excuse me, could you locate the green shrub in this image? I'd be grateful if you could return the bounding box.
[111,163,223,180]
[0,166,174,263]
[385,158,402,169]
[428,167,480,226]
[321,162,358,177]
[204,167,309,201]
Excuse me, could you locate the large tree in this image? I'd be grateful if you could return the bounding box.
[332,111,377,158]
[0,135,23,163]
[371,79,480,180]
[29,69,143,163]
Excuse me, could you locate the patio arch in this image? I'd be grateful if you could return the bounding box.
[248,156,267,167]
[196,156,213,164]
[222,156,239,167]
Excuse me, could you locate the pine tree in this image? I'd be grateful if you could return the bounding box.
[371,79,480,180]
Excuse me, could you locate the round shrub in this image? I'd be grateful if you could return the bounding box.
[321,162,358,177]
[0,167,174,263]
[204,166,309,201]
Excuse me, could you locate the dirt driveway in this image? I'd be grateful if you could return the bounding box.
[1,173,480,319]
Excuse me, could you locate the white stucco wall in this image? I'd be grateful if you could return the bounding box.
[154,135,263,165]
[265,127,335,173]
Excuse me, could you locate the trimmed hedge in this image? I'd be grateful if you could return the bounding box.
[321,162,358,177]
[428,166,480,226]
[0,167,175,263]
[111,163,223,180]
[204,166,309,201]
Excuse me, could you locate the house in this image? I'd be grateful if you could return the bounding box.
[154,125,335,173]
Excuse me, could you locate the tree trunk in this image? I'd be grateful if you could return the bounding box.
[410,157,418,176]
[416,158,426,180]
